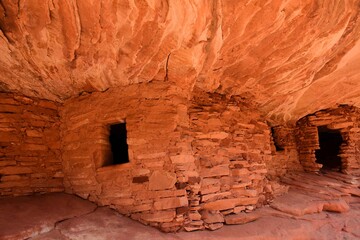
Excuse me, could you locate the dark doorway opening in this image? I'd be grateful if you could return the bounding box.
[271,127,284,151]
[315,126,342,171]
[106,123,129,166]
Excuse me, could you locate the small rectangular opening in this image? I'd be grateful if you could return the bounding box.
[105,122,129,166]
[271,127,284,151]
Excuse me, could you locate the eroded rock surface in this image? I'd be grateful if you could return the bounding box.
[0,193,96,240]
[1,191,359,240]
[1,1,360,123]
[271,171,359,217]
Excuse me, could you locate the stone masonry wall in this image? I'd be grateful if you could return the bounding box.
[60,84,280,232]
[268,126,303,179]
[0,93,63,197]
[296,106,360,174]
[185,90,273,231]
[61,83,192,232]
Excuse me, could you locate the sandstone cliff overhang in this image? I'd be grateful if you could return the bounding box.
[1,1,360,124]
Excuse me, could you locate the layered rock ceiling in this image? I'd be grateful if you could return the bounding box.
[1,0,360,123]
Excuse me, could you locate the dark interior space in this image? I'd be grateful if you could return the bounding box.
[315,126,343,170]
[107,123,129,165]
[271,127,284,151]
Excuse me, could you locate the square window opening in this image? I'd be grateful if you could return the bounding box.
[105,122,130,166]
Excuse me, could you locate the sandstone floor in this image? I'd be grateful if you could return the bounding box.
[1,171,360,240]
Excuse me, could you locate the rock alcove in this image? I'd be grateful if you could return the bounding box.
[0,0,360,236]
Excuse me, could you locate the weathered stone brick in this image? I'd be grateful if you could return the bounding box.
[140,210,176,223]
[148,171,177,190]
[0,166,33,175]
[200,210,224,224]
[200,165,230,178]
[203,197,259,211]
[170,154,195,164]
[154,196,188,210]
[132,176,149,183]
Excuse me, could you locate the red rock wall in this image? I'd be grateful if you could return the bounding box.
[0,93,63,197]
[185,91,272,231]
[296,106,360,174]
[268,126,303,179]
[60,84,279,231]
[61,83,191,232]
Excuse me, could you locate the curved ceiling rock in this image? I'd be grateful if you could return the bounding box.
[0,0,360,124]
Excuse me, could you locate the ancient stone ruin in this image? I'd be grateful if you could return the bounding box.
[0,1,360,238]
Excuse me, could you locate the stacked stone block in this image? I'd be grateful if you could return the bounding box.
[268,126,303,178]
[295,123,321,172]
[0,93,63,197]
[60,83,192,232]
[295,106,360,174]
[186,90,272,231]
[59,85,276,232]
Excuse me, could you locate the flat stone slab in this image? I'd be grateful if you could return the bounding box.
[225,212,260,225]
[270,191,324,216]
[1,192,360,240]
[0,193,96,240]
[31,230,68,240]
[270,190,350,216]
[35,207,171,240]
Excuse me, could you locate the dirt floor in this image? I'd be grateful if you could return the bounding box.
[1,171,360,240]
